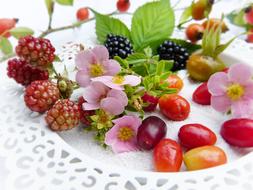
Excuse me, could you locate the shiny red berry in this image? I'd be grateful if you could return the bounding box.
[186,23,204,43]
[192,82,211,105]
[117,0,130,12]
[76,7,89,21]
[0,18,18,38]
[245,6,253,25]
[246,29,253,43]
[141,92,159,112]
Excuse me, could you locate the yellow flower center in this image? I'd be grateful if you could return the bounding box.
[226,84,245,101]
[90,64,104,77]
[117,126,134,141]
[112,76,125,84]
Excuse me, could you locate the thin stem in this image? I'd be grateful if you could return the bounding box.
[177,18,192,29]
[39,11,131,38]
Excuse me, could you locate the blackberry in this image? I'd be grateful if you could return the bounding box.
[158,40,189,71]
[104,34,133,59]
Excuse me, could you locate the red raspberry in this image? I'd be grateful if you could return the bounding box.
[7,58,49,86]
[141,92,159,112]
[78,97,94,126]
[117,0,130,12]
[45,99,80,131]
[24,80,60,113]
[15,36,55,68]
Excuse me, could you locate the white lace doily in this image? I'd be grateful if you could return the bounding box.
[1,35,253,190]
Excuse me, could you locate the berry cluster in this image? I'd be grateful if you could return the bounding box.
[104,34,133,59]
[158,40,189,71]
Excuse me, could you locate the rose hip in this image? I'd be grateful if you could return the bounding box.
[192,82,211,105]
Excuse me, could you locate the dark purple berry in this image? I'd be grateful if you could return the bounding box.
[137,116,167,150]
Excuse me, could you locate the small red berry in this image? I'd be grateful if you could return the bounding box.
[76,7,89,21]
[141,92,159,112]
[0,18,18,38]
[117,0,130,12]
[45,99,80,131]
[7,58,49,86]
[24,80,60,113]
[192,82,211,105]
[15,36,55,68]
[78,97,95,126]
[245,6,253,25]
[186,23,204,43]
[246,29,253,43]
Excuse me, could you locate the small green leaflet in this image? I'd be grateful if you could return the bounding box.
[10,27,34,39]
[55,0,73,6]
[131,0,175,52]
[227,9,246,27]
[0,37,13,55]
[179,4,192,24]
[95,13,131,44]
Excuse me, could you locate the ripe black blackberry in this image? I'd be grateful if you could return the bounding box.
[158,40,189,71]
[104,34,133,59]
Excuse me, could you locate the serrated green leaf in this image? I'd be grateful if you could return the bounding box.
[55,0,73,6]
[10,27,34,39]
[179,4,192,24]
[131,0,175,52]
[114,56,129,69]
[0,37,13,55]
[95,13,131,44]
[156,60,165,75]
[45,0,54,15]
[169,38,201,54]
[54,55,61,62]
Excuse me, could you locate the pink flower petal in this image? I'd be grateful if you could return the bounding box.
[91,76,124,90]
[208,72,229,96]
[83,82,109,103]
[123,75,141,86]
[231,100,253,118]
[83,102,100,110]
[228,64,253,84]
[244,82,253,99]
[103,60,121,76]
[107,89,128,107]
[111,140,138,153]
[76,70,91,87]
[211,95,231,112]
[112,115,141,129]
[75,50,95,69]
[104,124,120,145]
[92,45,109,63]
[100,97,125,115]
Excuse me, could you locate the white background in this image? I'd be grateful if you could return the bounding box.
[0,0,252,189]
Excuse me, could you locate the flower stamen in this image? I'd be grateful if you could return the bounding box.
[112,76,125,84]
[226,84,245,101]
[117,126,134,141]
[90,64,104,77]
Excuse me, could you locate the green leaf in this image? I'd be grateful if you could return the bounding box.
[156,60,165,75]
[10,27,34,39]
[114,56,129,69]
[126,53,147,64]
[45,0,54,15]
[169,38,201,54]
[0,37,13,55]
[55,0,73,6]
[95,13,131,44]
[179,4,192,24]
[227,9,246,27]
[131,0,175,52]
[54,55,61,62]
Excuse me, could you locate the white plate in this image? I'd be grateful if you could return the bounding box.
[1,33,253,190]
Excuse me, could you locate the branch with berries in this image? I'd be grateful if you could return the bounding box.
[0,0,131,63]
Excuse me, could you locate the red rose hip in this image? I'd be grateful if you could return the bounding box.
[137,116,167,150]
[159,94,190,121]
[221,118,253,147]
[192,82,211,105]
[154,138,183,172]
[178,123,217,149]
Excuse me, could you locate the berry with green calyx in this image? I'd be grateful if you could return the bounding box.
[192,0,214,20]
[187,18,235,81]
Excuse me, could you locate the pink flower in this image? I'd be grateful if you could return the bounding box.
[207,63,253,118]
[75,46,121,87]
[82,81,128,115]
[105,115,142,153]
[91,75,141,90]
